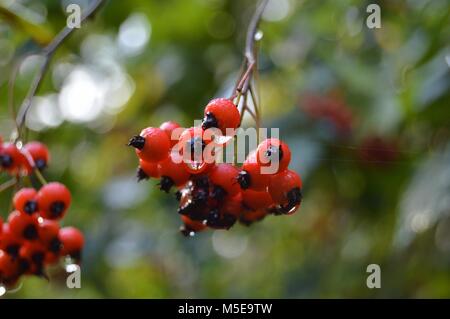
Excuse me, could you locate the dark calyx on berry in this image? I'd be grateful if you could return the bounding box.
[6,245,20,257]
[0,154,13,168]
[192,188,208,204]
[159,176,175,193]
[49,238,62,253]
[127,135,145,150]
[211,185,227,201]
[23,224,38,240]
[194,175,209,189]
[175,191,182,201]
[35,159,47,170]
[237,171,251,189]
[201,112,218,130]
[50,201,66,218]
[24,200,38,215]
[265,145,283,162]
[206,209,236,229]
[280,187,302,213]
[18,259,30,274]
[136,168,149,182]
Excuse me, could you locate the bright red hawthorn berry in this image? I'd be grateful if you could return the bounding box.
[23,141,50,171]
[209,163,241,196]
[0,250,19,281]
[128,127,170,162]
[137,159,160,181]
[269,169,302,214]
[37,220,61,254]
[59,227,84,261]
[8,211,40,241]
[201,98,240,135]
[0,143,25,174]
[160,121,181,147]
[180,215,206,236]
[158,152,190,192]
[37,182,71,220]
[256,138,291,173]
[19,241,47,275]
[240,208,267,226]
[0,224,23,257]
[13,188,38,215]
[238,151,270,191]
[220,193,243,219]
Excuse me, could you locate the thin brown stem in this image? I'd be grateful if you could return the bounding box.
[0,178,17,193]
[14,0,105,138]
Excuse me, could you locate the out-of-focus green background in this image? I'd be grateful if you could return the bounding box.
[1,0,449,298]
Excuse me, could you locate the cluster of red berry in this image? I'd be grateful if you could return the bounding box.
[0,138,84,289]
[129,98,303,236]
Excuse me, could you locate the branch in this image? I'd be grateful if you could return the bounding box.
[244,0,268,65]
[15,0,105,136]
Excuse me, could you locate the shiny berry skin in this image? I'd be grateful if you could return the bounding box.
[38,220,61,254]
[201,98,240,135]
[37,182,71,220]
[0,143,25,174]
[242,189,274,210]
[0,250,19,280]
[59,227,84,260]
[128,127,170,162]
[209,163,241,196]
[240,208,267,226]
[256,138,291,173]
[13,188,38,215]
[269,169,303,214]
[158,152,190,192]
[23,141,50,171]
[137,159,160,181]
[180,215,206,236]
[160,121,181,147]
[8,210,40,241]
[220,193,243,218]
[238,151,270,191]
[178,127,213,159]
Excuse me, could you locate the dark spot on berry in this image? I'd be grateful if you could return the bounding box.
[175,191,182,201]
[136,167,149,182]
[127,135,145,150]
[201,112,219,131]
[35,159,47,170]
[281,187,302,213]
[70,250,82,262]
[0,154,13,168]
[6,244,20,257]
[237,171,251,189]
[50,201,66,218]
[32,252,45,265]
[49,238,62,253]
[158,176,174,193]
[193,189,208,204]
[23,224,38,240]
[211,185,227,201]
[265,145,283,163]
[188,137,206,159]
[194,175,209,189]
[18,258,30,274]
[24,200,38,215]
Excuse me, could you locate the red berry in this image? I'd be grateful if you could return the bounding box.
[23,141,50,171]
[180,215,206,236]
[209,163,241,196]
[220,193,243,219]
[238,151,270,191]
[242,189,274,210]
[128,127,170,162]
[269,169,302,214]
[240,208,267,226]
[38,220,61,254]
[19,241,46,275]
[160,121,181,147]
[256,138,291,173]
[0,224,23,256]
[59,227,84,261]
[37,182,71,220]
[0,143,25,174]
[202,98,240,135]
[13,188,38,215]
[137,159,160,181]
[0,250,19,280]
[8,211,40,241]
[158,152,190,192]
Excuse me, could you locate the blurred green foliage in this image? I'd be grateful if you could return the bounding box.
[0,0,449,298]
